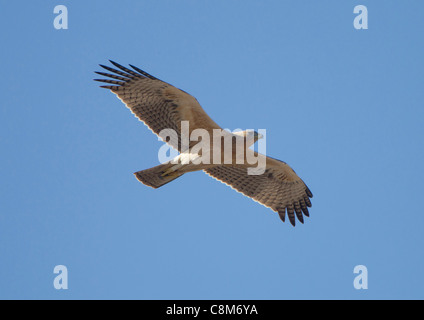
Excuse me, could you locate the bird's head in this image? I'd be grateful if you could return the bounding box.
[254,131,264,141]
[233,130,264,147]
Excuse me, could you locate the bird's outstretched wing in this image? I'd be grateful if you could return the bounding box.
[204,156,313,226]
[95,61,221,152]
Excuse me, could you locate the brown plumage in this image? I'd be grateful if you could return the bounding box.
[95,61,313,226]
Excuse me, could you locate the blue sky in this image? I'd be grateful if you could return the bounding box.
[0,1,423,299]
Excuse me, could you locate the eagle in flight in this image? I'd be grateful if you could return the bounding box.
[95,61,313,226]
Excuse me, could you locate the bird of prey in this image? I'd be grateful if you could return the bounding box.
[94,61,313,226]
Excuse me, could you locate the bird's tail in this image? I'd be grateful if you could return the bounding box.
[134,163,184,189]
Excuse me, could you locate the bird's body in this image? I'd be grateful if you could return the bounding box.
[95,61,313,226]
